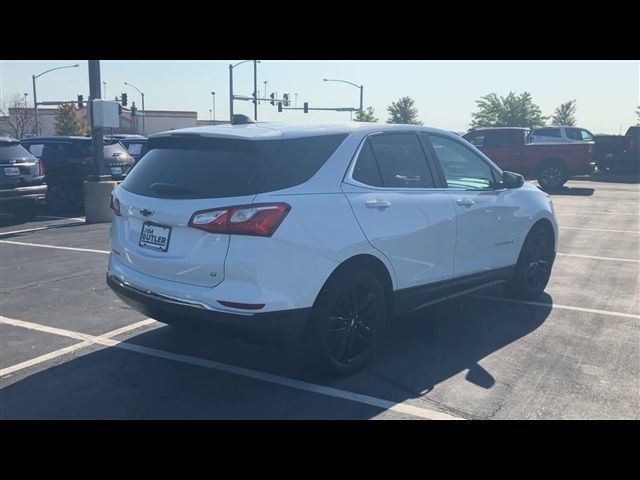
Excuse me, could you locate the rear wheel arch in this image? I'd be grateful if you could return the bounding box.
[317,254,394,316]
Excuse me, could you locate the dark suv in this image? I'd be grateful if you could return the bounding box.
[0,136,47,221]
[21,136,135,213]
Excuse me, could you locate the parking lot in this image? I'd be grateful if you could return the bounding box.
[1,174,638,419]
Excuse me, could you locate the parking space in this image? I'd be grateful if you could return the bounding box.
[1,178,639,419]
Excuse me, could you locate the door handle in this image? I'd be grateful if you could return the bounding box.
[366,200,391,209]
[456,198,475,207]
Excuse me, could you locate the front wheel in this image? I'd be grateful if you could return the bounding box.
[305,268,387,376]
[538,163,567,190]
[504,224,555,300]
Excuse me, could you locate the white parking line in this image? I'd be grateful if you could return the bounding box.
[36,215,85,222]
[471,295,640,320]
[0,240,109,254]
[556,252,639,263]
[556,210,639,216]
[0,318,156,377]
[0,221,86,237]
[0,315,461,420]
[559,226,639,234]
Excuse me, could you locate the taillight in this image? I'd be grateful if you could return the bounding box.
[110,193,121,216]
[189,203,290,237]
[38,158,45,176]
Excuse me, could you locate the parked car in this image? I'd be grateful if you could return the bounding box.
[462,127,594,189]
[592,126,639,173]
[107,122,558,375]
[105,134,149,163]
[530,126,595,144]
[20,136,135,213]
[0,136,47,221]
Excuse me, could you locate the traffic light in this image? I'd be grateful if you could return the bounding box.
[303,102,309,113]
[283,93,289,107]
[121,93,128,106]
[278,102,282,113]
[77,95,84,109]
[270,93,275,106]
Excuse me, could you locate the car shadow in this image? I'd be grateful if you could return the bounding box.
[545,186,595,196]
[587,172,640,184]
[0,289,553,419]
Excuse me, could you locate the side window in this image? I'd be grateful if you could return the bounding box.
[352,141,383,187]
[535,128,561,138]
[367,133,434,188]
[428,135,497,190]
[580,129,593,141]
[464,133,485,147]
[484,131,520,147]
[26,143,44,158]
[565,128,582,140]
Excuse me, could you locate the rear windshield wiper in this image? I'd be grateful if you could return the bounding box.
[150,183,202,196]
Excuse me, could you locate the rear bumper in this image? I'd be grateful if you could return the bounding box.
[107,274,310,346]
[0,184,47,204]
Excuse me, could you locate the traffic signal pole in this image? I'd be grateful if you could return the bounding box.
[88,60,105,178]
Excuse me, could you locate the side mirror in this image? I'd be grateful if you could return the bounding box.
[502,170,524,189]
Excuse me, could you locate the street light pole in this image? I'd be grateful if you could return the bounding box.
[229,64,234,122]
[253,60,258,121]
[31,63,79,135]
[23,93,28,108]
[123,82,145,136]
[322,78,364,115]
[211,91,215,124]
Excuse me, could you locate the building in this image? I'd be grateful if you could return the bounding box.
[1,106,224,138]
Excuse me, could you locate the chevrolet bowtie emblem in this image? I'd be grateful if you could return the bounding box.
[140,208,153,217]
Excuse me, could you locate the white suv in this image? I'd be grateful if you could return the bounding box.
[107,122,558,374]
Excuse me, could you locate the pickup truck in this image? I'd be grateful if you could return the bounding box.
[592,126,639,173]
[462,127,594,189]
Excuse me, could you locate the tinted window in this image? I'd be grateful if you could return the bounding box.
[463,133,485,147]
[42,143,68,159]
[259,134,347,192]
[0,142,35,161]
[580,129,593,141]
[352,141,383,187]
[565,128,582,140]
[25,143,44,157]
[483,130,521,147]
[429,135,497,190]
[367,133,434,188]
[122,134,346,199]
[534,128,561,138]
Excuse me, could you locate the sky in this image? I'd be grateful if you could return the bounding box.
[1,60,638,134]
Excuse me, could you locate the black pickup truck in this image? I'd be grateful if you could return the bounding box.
[593,126,639,173]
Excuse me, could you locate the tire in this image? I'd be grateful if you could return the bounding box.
[538,161,567,190]
[504,223,555,300]
[305,267,387,376]
[46,176,74,214]
[13,203,38,222]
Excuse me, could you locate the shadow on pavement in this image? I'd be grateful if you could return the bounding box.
[585,172,640,184]
[546,186,595,196]
[0,292,552,419]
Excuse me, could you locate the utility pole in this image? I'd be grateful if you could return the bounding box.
[253,60,258,121]
[88,61,105,178]
[229,64,234,122]
[211,91,215,124]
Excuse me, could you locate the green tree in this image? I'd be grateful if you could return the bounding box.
[551,100,577,126]
[636,105,640,123]
[470,91,548,129]
[386,96,422,125]
[353,106,378,122]
[54,103,90,136]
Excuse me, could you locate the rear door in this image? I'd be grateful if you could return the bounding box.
[465,130,524,173]
[112,135,281,287]
[342,132,457,299]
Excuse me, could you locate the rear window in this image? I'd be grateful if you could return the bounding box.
[0,142,36,161]
[103,142,129,157]
[121,134,347,199]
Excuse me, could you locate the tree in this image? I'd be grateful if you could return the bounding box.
[470,91,548,129]
[386,96,422,125]
[0,93,35,138]
[551,100,577,126]
[353,106,378,122]
[636,106,640,123]
[54,103,90,136]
